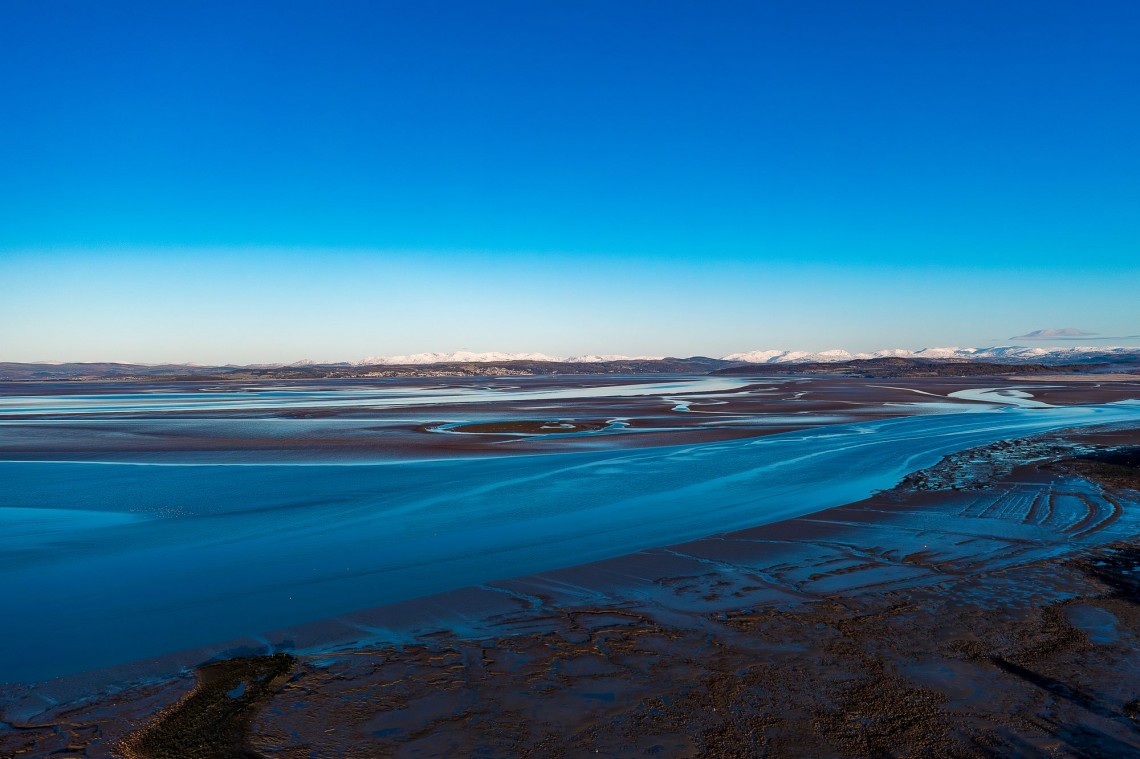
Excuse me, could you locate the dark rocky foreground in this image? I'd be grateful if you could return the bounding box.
[117,655,293,759]
[3,427,1140,757]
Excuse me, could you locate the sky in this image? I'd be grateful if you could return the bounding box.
[2,1,1138,363]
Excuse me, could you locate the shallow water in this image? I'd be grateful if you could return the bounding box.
[947,387,1056,408]
[2,380,1139,684]
[0,376,756,417]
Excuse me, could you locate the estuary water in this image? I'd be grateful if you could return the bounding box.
[0,376,755,416]
[2,381,1139,684]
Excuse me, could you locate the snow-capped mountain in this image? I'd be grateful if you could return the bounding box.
[342,345,1140,366]
[356,351,567,365]
[721,348,920,363]
[721,346,1140,364]
[6,346,1138,380]
[354,351,668,365]
[568,354,666,363]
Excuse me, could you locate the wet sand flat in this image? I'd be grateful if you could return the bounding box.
[2,375,1139,756]
[2,374,1138,462]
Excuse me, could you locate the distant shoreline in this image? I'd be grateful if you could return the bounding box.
[3,355,1138,381]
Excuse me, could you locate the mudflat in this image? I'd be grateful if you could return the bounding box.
[2,374,1138,461]
[2,374,1139,756]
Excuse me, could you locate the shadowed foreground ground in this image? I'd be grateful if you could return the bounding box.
[117,654,293,759]
[3,427,1140,757]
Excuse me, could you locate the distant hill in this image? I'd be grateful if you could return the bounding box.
[0,362,232,381]
[720,346,1140,365]
[0,357,734,381]
[4,347,1138,381]
[710,357,1118,378]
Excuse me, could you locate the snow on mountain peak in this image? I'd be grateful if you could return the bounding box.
[722,349,876,364]
[719,350,789,363]
[343,345,1140,366]
[355,351,676,365]
[567,354,666,362]
[357,351,567,365]
[719,345,1140,363]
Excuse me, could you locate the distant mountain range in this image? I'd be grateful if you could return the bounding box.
[319,345,1140,366]
[329,345,1139,366]
[354,351,667,365]
[719,346,1140,364]
[3,346,1138,381]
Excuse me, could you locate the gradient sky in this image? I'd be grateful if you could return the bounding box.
[2,1,1138,363]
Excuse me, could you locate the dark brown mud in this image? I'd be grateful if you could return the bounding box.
[118,654,294,759]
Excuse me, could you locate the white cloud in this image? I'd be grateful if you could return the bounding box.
[1009,328,1139,341]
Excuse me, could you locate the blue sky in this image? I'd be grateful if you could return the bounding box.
[2,1,1137,362]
